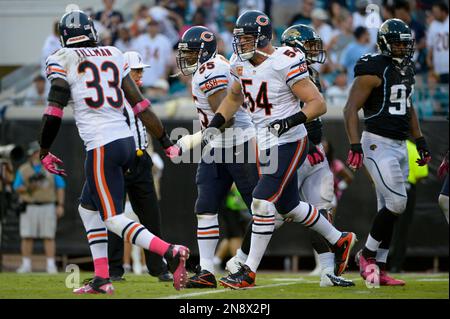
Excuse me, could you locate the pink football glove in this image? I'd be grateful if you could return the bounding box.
[164,145,181,159]
[307,145,325,166]
[40,152,67,176]
[346,143,364,170]
[438,151,449,179]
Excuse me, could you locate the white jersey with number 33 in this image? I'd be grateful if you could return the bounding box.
[230,47,309,149]
[45,46,132,151]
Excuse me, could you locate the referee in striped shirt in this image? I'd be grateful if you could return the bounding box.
[108,51,172,282]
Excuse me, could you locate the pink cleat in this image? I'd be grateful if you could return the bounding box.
[379,271,406,286]
[164,245,190,291]
[355,249,377,280]
[73,277,114,295]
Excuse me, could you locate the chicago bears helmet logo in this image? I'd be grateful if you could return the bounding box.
[200,31,214,42]
[256,15,269,26]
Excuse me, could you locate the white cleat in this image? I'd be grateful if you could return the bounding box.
[320,267,355,287]
[225,255,245,274]
[16,264,32,274]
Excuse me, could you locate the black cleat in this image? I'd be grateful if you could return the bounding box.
[219,264,256,289]
[164,244,190,290]
[186,268,217,288]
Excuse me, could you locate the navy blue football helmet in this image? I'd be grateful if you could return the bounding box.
[233,10,272,61]
[177,26,217,75]
[59,10,98,47]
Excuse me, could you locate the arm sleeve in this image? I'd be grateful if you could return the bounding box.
[45,51,68,82]
[280,49,309,88]
[198,61,230,97]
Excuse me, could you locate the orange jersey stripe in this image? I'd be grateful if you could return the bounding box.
[197,230,220,235]
[200,79,228,91]
[126,224,141,242]
[287,68,300,78]
[48,67,66,74]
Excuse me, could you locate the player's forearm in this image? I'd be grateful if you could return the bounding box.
[409,106,423,139]
[39,104,63,157]
[208,94,241,129]
[343,105,361,144]
[56,189,65,206]
[138,108,166,141]
[301,95,326,121]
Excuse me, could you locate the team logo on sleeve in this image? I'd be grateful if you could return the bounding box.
[236,66,243,76]
[200,31,214,42]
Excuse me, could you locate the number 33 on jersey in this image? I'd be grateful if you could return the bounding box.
[45,46,133,151]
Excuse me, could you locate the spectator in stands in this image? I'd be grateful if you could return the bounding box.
[352,0,382,47]
[427,1,449,84]
[220,16,236,58]
[339,26,372,85]
[133,18,173,96]
[13,141,65,274]
[393,0,427,72]
[328,10,354,64]
[290,0,315,26]
[129,4,151,38]
[23,75,48,107]
[40,21,61,77]
[98,29,113,46]
[326,70,349,108]
[238,0,266,16]
[328,0,346,28]
[149,4,185,46]
[95,0,124,43]
[115,26,135,53]
[311,8,336,48]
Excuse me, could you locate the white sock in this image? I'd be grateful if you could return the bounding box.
[22,257,31,268]
[365,234,381,252]
[197,214,219,273]
[318,252,335,272]
[245,200,277,272]
[79,205,108,260]
[236,248,248,263]
[376,248,389,264]
[105,214,166,253]
[286,202,341,244]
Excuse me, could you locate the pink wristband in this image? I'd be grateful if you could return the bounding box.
[44,105,64,118]
[132,99,150,115]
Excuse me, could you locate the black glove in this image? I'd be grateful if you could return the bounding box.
[268,111,307,137]
[415,136,431,166]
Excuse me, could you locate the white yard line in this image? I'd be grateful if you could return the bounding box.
[415,278,449,282]
[159,282,301,299]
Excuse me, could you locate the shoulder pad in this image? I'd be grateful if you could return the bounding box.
[273,47,306,71]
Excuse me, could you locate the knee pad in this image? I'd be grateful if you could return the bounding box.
[386,195,407,215]
[274,211,285,230]
[251,198,276,216]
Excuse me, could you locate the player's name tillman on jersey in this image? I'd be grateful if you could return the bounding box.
[73,47,114,58]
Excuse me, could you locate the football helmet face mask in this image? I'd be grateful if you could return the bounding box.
[281,24,327,64]
[59,10,98,48]
[177,26,217,76]
[232,10,272,61]
[377,18,415,66]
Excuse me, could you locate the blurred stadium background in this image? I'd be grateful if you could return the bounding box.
[0,0,448,275]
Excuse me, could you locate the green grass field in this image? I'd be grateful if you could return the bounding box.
[0,272,448,299]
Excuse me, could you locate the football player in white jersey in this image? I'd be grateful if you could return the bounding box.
[38,10,190,294]
[175,26,259,288]
[203,10,356,289]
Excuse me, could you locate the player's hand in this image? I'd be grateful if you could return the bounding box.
[346,143,364,171]
[268,118,290,137]
[201,127,221,149]
[307,143,325,166]
[438,151,449,179]
[40,152,67,176]
[164,144,181,159]
[415,137,431,166]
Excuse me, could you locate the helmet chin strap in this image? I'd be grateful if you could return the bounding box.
[255,49,272,58]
